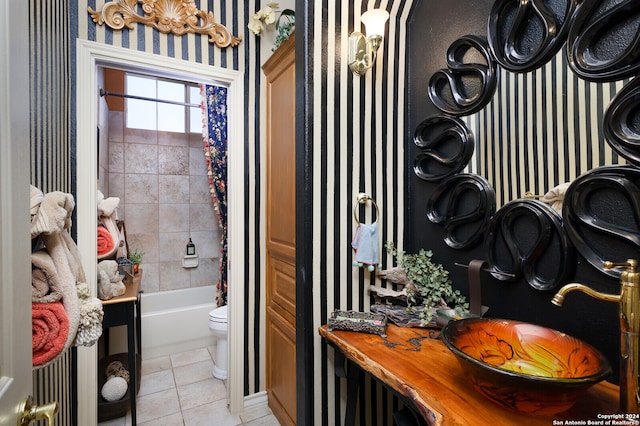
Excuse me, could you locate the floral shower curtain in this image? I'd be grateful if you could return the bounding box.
[201,84,228,306]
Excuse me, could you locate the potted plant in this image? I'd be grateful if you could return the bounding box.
[128,248,145,274]
[385,242,468,325]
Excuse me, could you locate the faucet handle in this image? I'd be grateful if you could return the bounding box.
[604,259,638,271]
[605,259,640,285]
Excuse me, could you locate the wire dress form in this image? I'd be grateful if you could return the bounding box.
[351,193,380,271]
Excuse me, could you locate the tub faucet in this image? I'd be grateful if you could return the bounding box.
[551,259,640,413]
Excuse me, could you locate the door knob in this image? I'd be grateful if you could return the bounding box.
[18,395,59,426]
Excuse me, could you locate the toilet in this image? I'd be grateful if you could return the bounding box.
[208,305,228,380]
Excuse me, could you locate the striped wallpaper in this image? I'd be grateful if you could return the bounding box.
[30,0,71,194]
[304,1,414,424]
[464,50,627,208]
[29,1,74,425]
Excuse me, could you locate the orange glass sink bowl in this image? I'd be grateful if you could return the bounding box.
[441,318,612,414]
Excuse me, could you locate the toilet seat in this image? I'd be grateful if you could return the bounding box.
[209,305,228,322]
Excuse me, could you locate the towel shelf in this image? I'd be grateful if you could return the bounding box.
[99,271,142,425]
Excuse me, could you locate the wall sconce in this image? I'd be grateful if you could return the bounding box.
[348,9,390,76]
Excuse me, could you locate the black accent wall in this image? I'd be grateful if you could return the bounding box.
[407,0,625,384]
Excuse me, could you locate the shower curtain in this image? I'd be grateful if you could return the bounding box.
[201,84,228,306]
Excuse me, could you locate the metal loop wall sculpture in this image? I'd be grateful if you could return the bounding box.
[416,0,640,288]
[428,35,498,116]
[484,199,575,291]
[425,174,495,250]
[604,76,640,166]
[88,0,242,48]
[413,115,475,182]
[563,166,640,279]
[487,0,577,72]
[567,0,640,82]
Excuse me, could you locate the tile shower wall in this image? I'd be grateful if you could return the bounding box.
[106,110,221,294]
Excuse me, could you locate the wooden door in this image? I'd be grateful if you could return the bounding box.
[263,34,296,426]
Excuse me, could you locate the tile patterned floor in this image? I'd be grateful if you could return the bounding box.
[98,346,280,426]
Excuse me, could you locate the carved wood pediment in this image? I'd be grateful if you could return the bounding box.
[88,0,241,48]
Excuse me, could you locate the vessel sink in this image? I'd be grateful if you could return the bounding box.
[441,318,612,414]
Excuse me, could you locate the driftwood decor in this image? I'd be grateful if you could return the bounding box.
[88,0,241,48]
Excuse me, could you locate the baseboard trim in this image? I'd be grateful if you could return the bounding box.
[244,391,268,409]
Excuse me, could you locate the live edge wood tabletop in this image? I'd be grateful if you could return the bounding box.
[318,324,620,425]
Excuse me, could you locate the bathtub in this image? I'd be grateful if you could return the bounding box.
[140,286,217,360]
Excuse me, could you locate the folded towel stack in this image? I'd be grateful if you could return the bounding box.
[97,260,126,300]
[30,185,104,368]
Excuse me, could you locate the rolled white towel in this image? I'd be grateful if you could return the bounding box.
[32,250,63,303]
[31,191,75,238]
[97,190,120,218]
[541,182,571,215]
[30,185,44,218]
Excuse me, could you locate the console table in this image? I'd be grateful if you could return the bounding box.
[319,324,619,425]
[101,271,142,425]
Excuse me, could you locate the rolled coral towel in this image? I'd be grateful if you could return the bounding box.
[97,225,116,259]
[32,250,63,303]
[97,190,122,260]
[32,301,70,367]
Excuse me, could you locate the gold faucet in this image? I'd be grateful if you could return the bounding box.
[552,259,640,413]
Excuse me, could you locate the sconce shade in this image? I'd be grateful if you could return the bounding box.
[348,9,390,76]
[360,9,389,38]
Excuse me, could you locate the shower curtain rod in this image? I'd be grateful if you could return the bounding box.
[99,88,200,108]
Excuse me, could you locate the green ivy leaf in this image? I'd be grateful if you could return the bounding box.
[385,241,468,319]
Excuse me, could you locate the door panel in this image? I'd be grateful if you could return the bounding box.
[268,256,297,319]
[266,311,296,425]
[264,33,296,426]
[0,0,36,423]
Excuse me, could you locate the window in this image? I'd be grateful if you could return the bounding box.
[125,74,202,133]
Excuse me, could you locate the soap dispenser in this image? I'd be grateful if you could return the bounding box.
[183,238,198,268]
